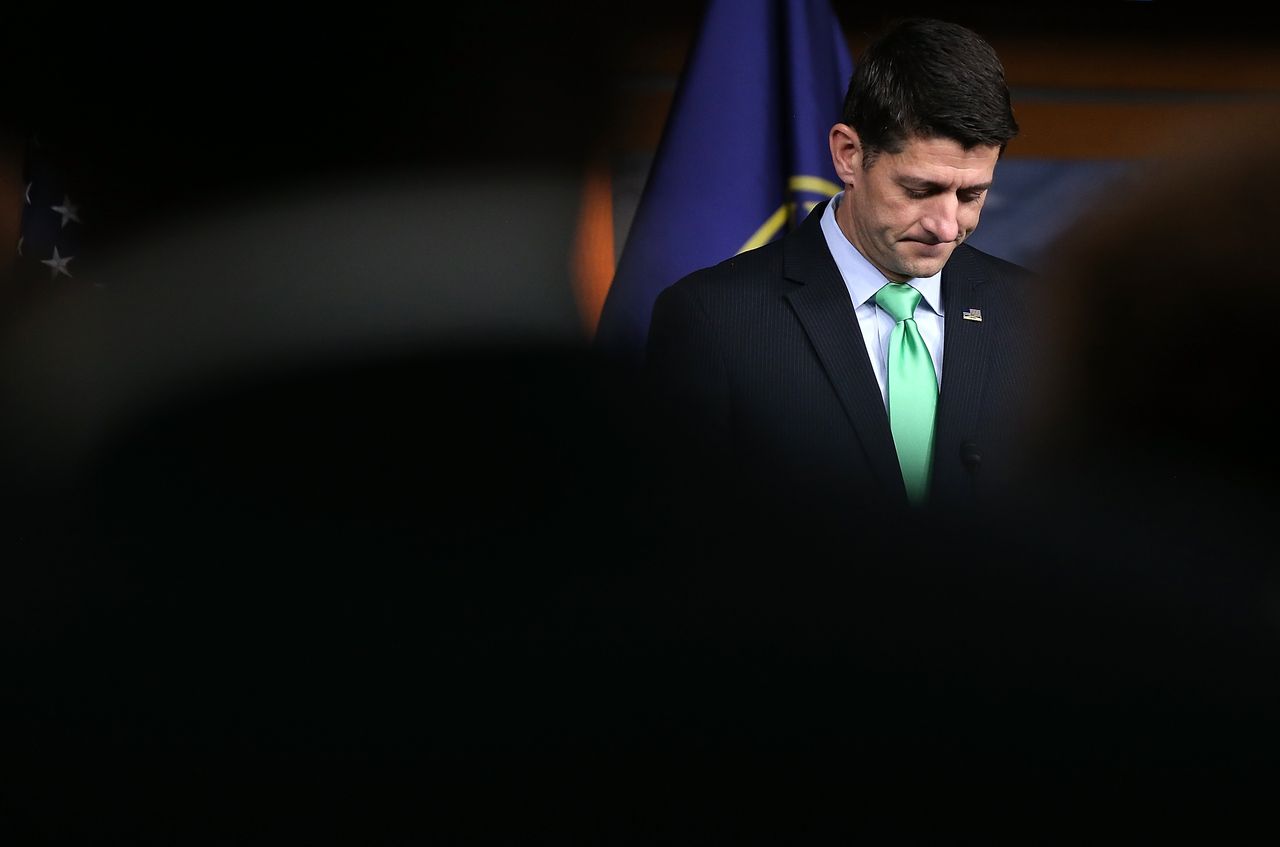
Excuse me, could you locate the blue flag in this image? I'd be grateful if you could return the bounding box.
[14,132,86,291]
[594,0,853,362]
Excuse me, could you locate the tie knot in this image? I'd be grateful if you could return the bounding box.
[874,282,923,323]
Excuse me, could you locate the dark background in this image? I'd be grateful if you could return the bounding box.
[1,4,1278,842]
[2,2,1277,258]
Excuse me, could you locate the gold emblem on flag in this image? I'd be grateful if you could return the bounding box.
[739,175,842,253]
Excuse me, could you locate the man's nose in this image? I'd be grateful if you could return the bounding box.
[920,194,961,243]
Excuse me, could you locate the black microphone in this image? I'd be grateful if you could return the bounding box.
[960,441,982,471]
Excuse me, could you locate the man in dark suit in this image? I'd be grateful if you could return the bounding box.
[644,17,1034,526]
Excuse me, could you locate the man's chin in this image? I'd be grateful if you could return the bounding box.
[898,245,954,278]
[897,260,947,280]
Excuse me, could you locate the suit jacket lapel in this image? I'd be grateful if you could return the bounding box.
[933,248,991,492]
[782,203,906,500]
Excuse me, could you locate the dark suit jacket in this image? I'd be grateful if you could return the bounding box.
[643,199,1037,525]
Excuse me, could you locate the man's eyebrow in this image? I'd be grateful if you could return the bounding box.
[899,177,993,192]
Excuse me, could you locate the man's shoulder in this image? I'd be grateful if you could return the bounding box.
[657,239,789,308]
[950,242,1037,285]
[681,238,786,285]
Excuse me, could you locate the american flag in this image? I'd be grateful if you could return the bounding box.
[15,132,87,289]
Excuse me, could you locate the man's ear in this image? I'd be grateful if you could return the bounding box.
[829,123,861,186]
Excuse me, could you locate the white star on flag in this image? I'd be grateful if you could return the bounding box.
[41,247,74,280]
[51,195,81,228]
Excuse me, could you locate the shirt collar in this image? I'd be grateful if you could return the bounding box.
[819,192,944,316]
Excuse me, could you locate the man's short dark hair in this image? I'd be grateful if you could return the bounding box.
[842,17,1020,164]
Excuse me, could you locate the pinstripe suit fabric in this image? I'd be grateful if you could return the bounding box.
[644,199,1037,521]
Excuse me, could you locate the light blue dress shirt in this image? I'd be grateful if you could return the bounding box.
[819,192,945,410]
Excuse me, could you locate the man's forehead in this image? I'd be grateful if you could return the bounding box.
[884,139,999,182]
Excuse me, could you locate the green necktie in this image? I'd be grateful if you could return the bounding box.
[874,282,938,507]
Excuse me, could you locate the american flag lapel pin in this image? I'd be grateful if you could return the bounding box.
[962,308,983,322]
